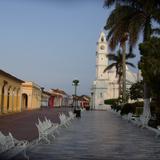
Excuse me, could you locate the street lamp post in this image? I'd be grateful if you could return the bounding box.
[72,79,81,117]
[91,91,93,110]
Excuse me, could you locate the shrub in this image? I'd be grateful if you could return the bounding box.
[111,104,122,112]
[105,98,122,112]
[115,105,122,112]
[120,102,143,116]
[130,81,143,101]
[134,107,143,116]
[104,99,118,105]
[120,103,134,115]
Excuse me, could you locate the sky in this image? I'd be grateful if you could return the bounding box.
[0,0,139,96]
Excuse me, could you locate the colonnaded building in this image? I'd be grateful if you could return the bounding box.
[0,70,42,114]
[0,70,23,113]
[91,32,140,110]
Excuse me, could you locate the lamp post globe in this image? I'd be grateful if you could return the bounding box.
[72,79,79,96]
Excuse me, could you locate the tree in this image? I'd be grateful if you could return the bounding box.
[130,81,143,101]
[139,37,160,114]
[104,1,136,103]
[104,49,135,99]
[104,0,160,125]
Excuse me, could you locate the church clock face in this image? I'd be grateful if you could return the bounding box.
[100,45,105,50]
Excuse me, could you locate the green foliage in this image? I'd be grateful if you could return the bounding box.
[148,100,160,128]
[139,37,160,98]
[105,98,122,112]
[133,101,143,108]
[120,103,134,115]
[104,98,118,105]
[111,104,122,112]
[120,102,143,115]
[104,0,160,47]
[110,101,144,115]
[130,81,143,100]
[135,107,143,116]
[104,50,135,75]
[150,100,157,115]
[104,50,135,100]
[133,102,143,116]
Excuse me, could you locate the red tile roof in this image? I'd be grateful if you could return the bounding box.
[51,88,67,95]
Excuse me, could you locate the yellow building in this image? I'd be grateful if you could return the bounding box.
[21,82,42,110]
[0,70,24,114]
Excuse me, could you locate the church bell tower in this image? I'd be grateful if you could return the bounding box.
[96,32,108,80]
[91,32,108,110]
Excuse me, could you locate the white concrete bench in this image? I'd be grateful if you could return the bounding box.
[126,114,160,137]
[68,111,75,121]
[36,118,59,144]
[59,113,71,128]
[122,113,140,122]
[44,117,59,135]
[131,115,149,127]
[127,113,138,121]
[122,114,128,120]
[0,131,29,160]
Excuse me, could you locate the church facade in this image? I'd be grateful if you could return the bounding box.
[91,32,138,110]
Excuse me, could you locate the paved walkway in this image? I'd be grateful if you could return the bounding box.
[25,110,160,160]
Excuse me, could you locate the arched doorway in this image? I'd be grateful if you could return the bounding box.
[1,85,5,113]
[22,93,28,109]
[1,81,8,113]
[7,87,12,111]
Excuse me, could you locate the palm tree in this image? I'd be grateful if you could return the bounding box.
[104,49,135,99]
[104,1,135,103]
[104,0,160,125]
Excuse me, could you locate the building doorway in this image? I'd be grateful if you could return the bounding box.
[22,93,28,109]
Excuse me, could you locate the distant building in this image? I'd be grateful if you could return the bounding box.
[41,88,51,107]
[62,94,70,107]
[91,32,138,110]
[72,95,90,109]
[79,95,90,109]
[21,81,42,110]
[48,94,54,108]
[0,69,24,114]
[49,89,69,107]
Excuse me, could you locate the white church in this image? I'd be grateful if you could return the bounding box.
[91,32,139,110]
